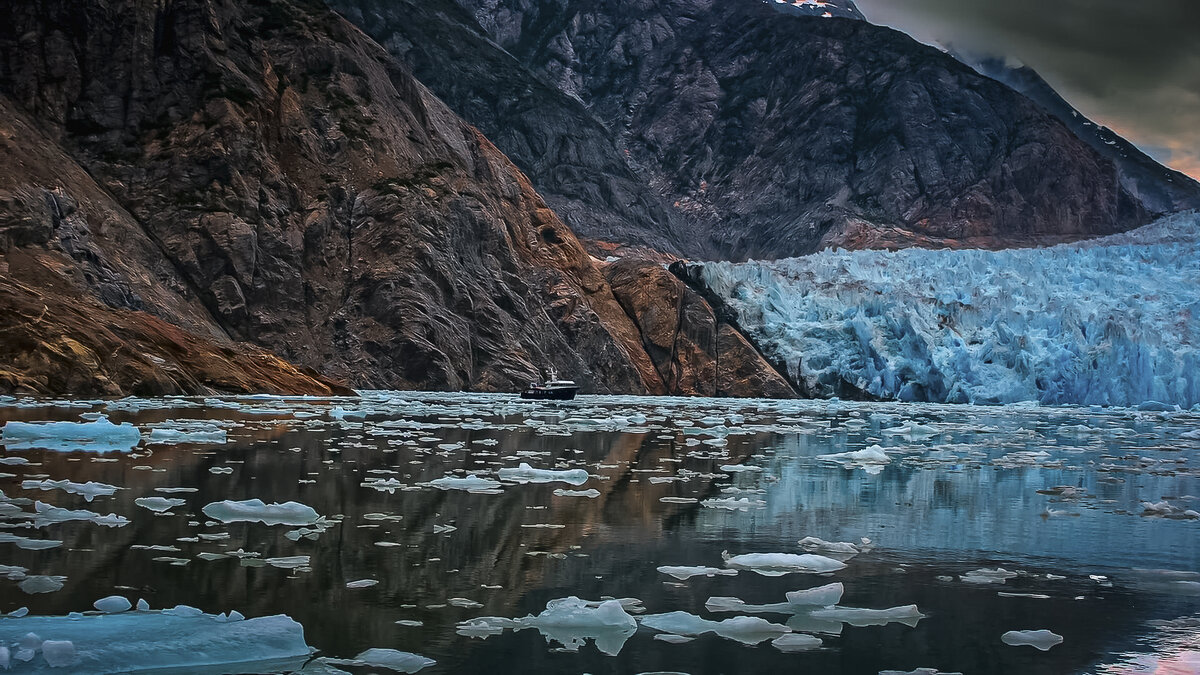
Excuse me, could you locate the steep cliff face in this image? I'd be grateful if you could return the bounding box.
[604,260,795,398]
[453,0,1155,259]
[0,0,666,394]
[959,54,1200,216]
[329,0,688,256]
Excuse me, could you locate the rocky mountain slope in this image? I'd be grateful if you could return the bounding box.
[958,54,1200,216]
[0,0,689,395]
[447,0,1158,259]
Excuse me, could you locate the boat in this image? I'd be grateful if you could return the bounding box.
[520,367,579,400]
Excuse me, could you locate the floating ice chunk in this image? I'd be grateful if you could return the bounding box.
[0,611,313,672]
[798,537,861,557]
[163,605,204,617]
[1,416,140,453]
[346,579,378,589]
[786,582,845,607]
[701,497,767,510]
[0,533,62,550]
[657,566,739,581]
[18,575,65,594]
[265,556,311,570]
[201,499,319,526]
[1001,629,1063,650]
[703,597,793,615]
[1137,401,1178,412]
[325,648,434,673]
[810,605,925,627]
[41,639,78,667]
[880,670,964,675]
[883,423,939,438]
[135,497,187,513]
[640,612,791,645]
[719,464,763,473]
[553,488,601,498]
[772,633,822,652]
[93,596,132,613]
[458,597,637,655]
[497,463,589,485]
[428,475,502,492]
[723,551,847,576]
[28,501,129,528]
[136,599,150,611]
[960,568,1019,584]
[147,427,227,445]
[817,445,891,474]
[20,478,119,502]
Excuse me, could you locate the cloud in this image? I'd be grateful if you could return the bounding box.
[854,0,1200,180]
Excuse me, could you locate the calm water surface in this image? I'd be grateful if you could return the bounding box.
[1,393,1198,674]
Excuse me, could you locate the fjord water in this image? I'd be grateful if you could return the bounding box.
[1,393,1198,674]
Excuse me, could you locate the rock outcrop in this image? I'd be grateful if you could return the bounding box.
[0,0,666,395]
[604,260,795,398]
[451,0,1158,258]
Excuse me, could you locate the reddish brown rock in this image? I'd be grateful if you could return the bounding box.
[604,259,795,398]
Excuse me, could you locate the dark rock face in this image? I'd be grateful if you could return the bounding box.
[959,54,1200,216]
[0,0,667,394]
[328,0,688,256]
[605,260,795,398]
[452,0,1156,258]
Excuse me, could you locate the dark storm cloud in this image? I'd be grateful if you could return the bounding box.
[854,0,1200,179]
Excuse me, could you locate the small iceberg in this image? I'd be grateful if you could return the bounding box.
[816,445,891,474]
[427,475,503,493]
[497,463,589,486]
[657,565,739,581]
[457,597,637,656]
[324,648,435,673]
[640,612,791,645]
[201,500,320,526]
[809,604,925,627]
[1,416,140,453]
[1002,629,1064,651]
[722,551,847,576]
[0,609,312,673]
[20,479,120,502]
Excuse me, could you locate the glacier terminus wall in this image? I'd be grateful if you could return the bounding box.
[690,212,1200,408]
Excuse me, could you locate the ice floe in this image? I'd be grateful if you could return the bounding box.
[1,417,140,453]
[135,497,187,513]
[19,479,119,502]
[201,499,320,526]
[427,475,503,493]
[497,463,589,485]
[1001,629,1064,650]
[640,611,791,645]
[657,566,739,581]
[458,597,638,655]
[324,648,435,673]
[722,551,847,576]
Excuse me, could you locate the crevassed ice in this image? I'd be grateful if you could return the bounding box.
[695,211,1200,406]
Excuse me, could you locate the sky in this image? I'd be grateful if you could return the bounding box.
[854,0,1200,181]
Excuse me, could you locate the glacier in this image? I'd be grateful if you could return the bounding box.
[693,212,1200,407]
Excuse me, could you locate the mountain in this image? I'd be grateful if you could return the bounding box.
[956,53,1200,216]
[449,0,1159,259]
[768,0,865,20]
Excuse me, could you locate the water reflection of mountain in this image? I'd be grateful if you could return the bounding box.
[1,400,1198,675]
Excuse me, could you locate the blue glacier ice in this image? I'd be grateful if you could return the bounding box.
[695,212,1200,406]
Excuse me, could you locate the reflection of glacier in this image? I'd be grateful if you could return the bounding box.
[696,212,1200,407]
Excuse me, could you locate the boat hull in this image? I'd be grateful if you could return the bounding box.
[520,387,579,401]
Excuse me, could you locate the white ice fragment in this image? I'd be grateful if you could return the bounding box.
[135,497,187,513]
[810,605,925,627]
[719,464,763,472]
[497,463,589,485]
[41,639,78,667]
[0,611,312,671]
[786,582,845,607]
[553,488,601,498]
[201,499,319,526]
[325,648,434,673]
[657,565,739,581]
[265,556,310,570]
[428,475,502,492]
[1,416,140,453]
[18,575,66,594]
[93,596,132,613]
[20,479,120,502]
[147,424,227,445]
[701,497,766,510]
[640,612,791,644]
[1001,629,1064,650]
[817,445,891,474]
[722,551,847,576]
[346,579,379,589]
[772,632,822,652]
[960,568,1019,584]
[162,605,203,617]
[136,599,150,611]
[798,537,860,556]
